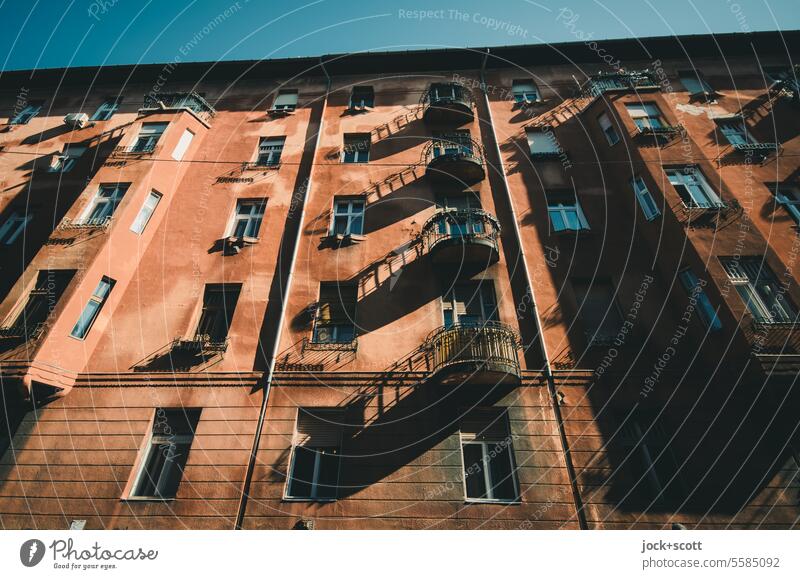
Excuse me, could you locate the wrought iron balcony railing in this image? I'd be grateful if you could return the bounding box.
[0,321,47,341]
[422,138,485,183]
[58,216,113,231]
[111,144,161,156]
[140,91,217,123]
[421,208,500,266]
[425,321,521,385]
[583,70,660,97]
[172,334,229,354]
[421,82,475,123]
[748,320,800,355]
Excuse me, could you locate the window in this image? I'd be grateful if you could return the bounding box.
[715,118,754,146]
[630,176,660,220]
[572,278,623,345]
[546,190,589,232]
[130,190,162,234]
[678,269,722,331]
[1,270,74,337]
[70,276,114,339]
[342,133,370,163]
[90,98,121,121]
[256,137,285,166]
[625,102,664,131]
[526,128,560,157]
[0,211,33,245]
[312,283,357,344]
[665,166,723,209]
[130,122,167,153]
[442,281,498,328]
[331,197,365,236]
[617,413,683,506]
[78,183,128,225]
[774,184,800,224]
[429,82,464,101]
[9,101,42,125]
[194,284,241,343]
[349,86,374,109]
[460,409,518,502]
[721,258,798,324]
[598,112,620,145]
[272,90,298,112]
[228,199,265,238]
[49,144,86,173]
[286,409,342,500]
[679,70,714,97]
[512,79,540,104]
[435,192,484,236]
[130,408,200,499]
[171,129,194,161]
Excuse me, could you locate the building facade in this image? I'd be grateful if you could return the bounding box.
[0,31,798,530]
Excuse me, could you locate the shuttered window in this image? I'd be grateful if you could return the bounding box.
[460,409,518,502]
[287,409,343,500]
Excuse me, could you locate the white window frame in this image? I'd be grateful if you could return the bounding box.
[331,197,365,236]
[171,129,194,161]
[526,128,560,156]
[342,134,370,163]
[256,137,285,166]
[272,90,298,111]
[0,211,33,245]
[630,176,660,221]
[459,430,519,504]
[69,276,114,339]
[679,71,714,96]
[678,268,722,331]
[625,103,664,130]
[721,258,798,324]
[130,190,162,235]
[547,193,589,232]
[441,282,498,328]
[128,409,198,500]
[130,122,167,152]
[284,409,343,502]
[227,199,266,239]
[666,166,724,209]
[78,184,128,225]
[90,99,120,121]
[598,112,620,145]
[512,79,540,104]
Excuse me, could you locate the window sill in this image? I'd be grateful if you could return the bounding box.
[222,235,259,255]
[267,108,295,117]
[324,232,366,247]
[121,496,176,503]
[464,498,521,505]
[282,497,337,503]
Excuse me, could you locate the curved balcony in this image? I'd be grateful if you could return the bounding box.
[421,208,500,267]
[421,82,474,124]
[422,138,485,184]
[426,322,520,386]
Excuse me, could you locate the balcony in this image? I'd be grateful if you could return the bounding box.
[421,82,475,124]
[584,71,659,97]
[58,216,113,231]
[421,208,500,267]
[422,138,485,183]
[140,91,216,125]
[0,321,47,343]
[111,144,161,157]
[171,334,229,355]
[425,322,520,386]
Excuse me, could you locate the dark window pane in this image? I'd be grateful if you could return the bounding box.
[288,446,316,498]
[136,443,168,496]
[463,443,487,499]
[488,444,517,500]
[315,449,340,499]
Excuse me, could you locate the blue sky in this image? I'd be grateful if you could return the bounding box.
[0,0,797,71]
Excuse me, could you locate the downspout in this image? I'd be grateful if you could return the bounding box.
[234,60,331,529]
[479,51,588,529]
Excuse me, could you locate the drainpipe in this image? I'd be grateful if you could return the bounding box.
[234,60,331,529]
[479,51,588,529]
